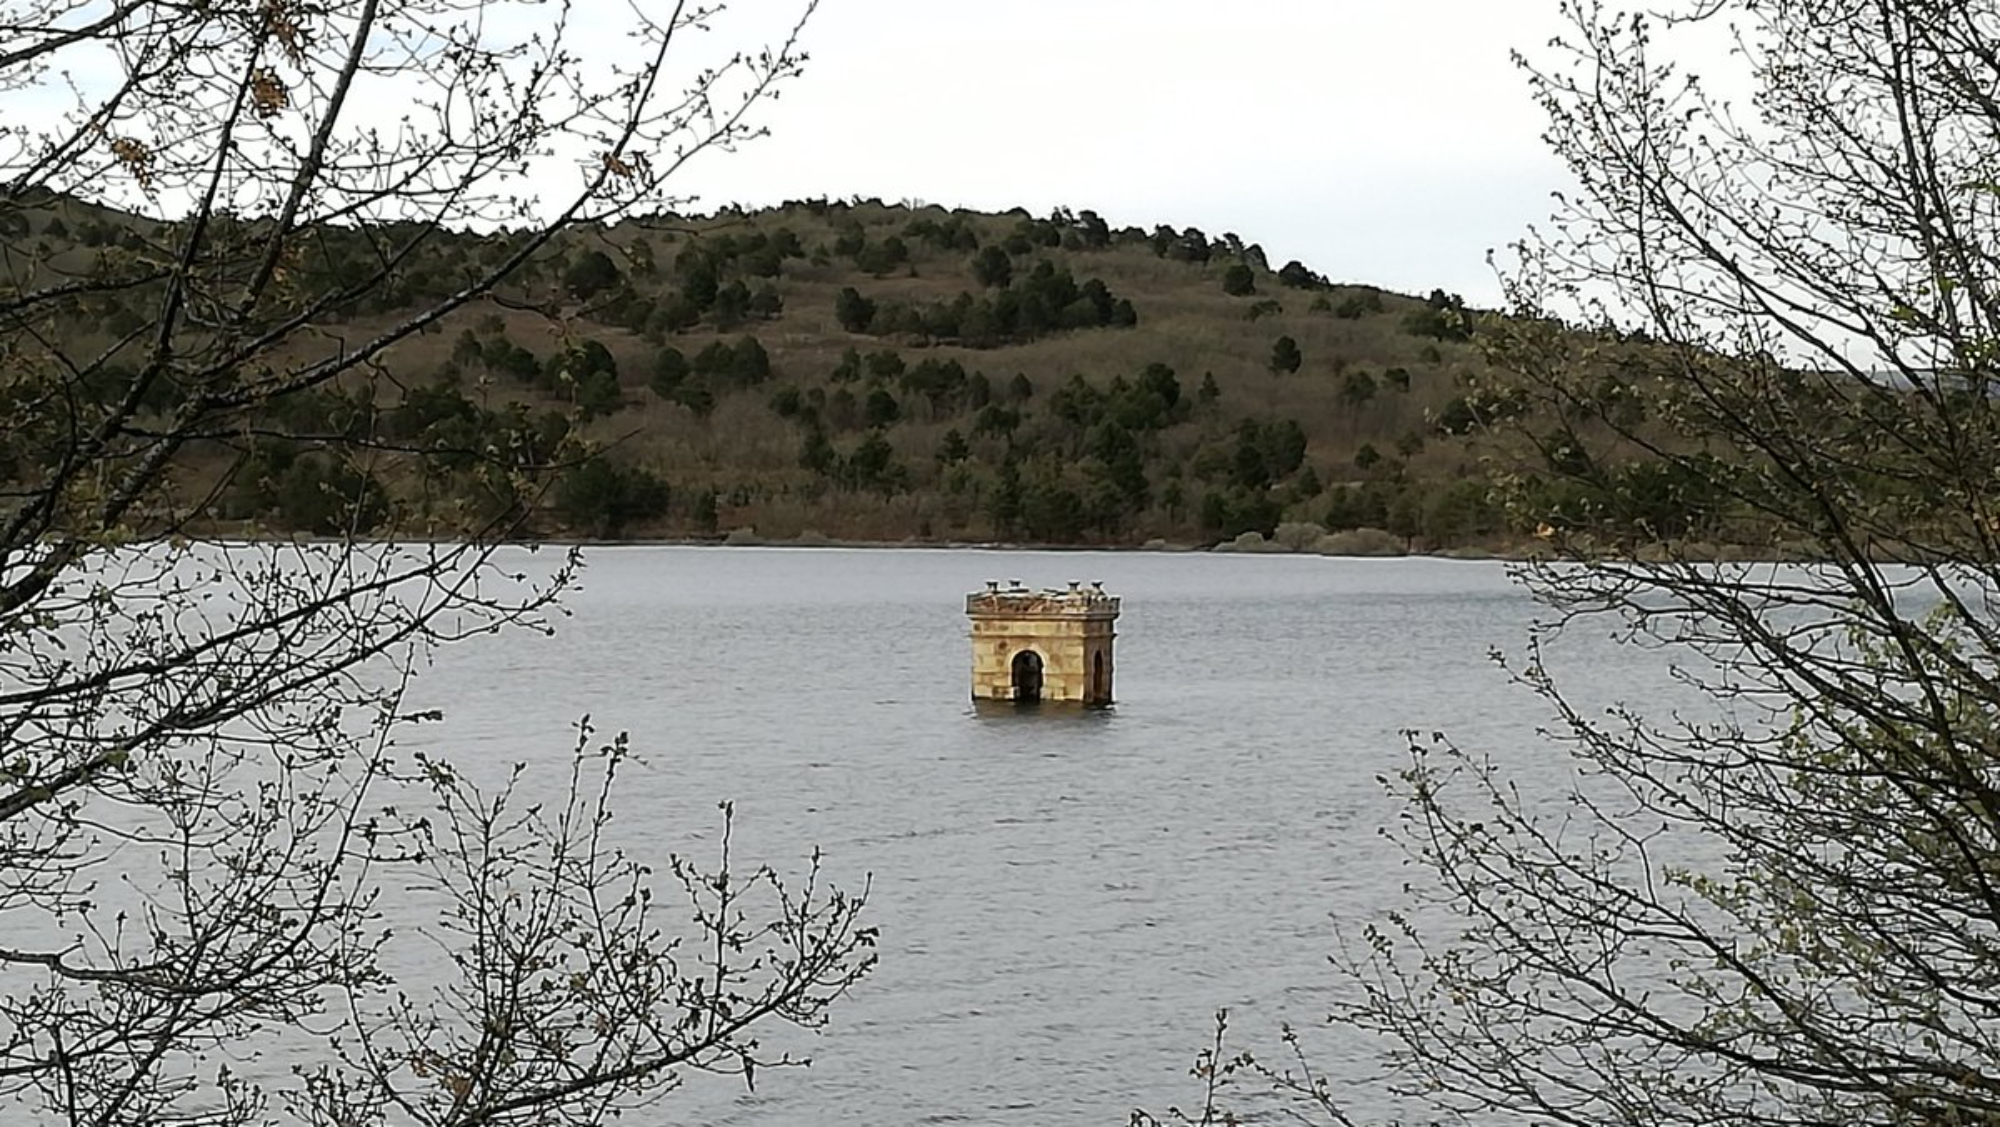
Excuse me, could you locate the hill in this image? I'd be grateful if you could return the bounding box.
[4,196,1531,550]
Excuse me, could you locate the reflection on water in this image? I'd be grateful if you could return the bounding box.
[400,546,1682,1126]
[969,699,1118,724]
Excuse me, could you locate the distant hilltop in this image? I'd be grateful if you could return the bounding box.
[5,193,1612,552]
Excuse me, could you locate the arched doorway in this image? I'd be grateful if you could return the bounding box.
[1091,650,1110,704]
[1011,650,1044,702]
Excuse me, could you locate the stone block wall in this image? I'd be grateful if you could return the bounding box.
[966,585,1118,704]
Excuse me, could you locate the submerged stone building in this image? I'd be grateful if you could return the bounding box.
[966,581,1119,704]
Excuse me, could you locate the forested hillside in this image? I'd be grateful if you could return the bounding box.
[4,195,1583,549]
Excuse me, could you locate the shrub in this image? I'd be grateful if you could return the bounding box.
[1278,259,1329,289]
[1197,489,1282,541]
[865,349,905,381]
[648,347,690,399]
[854,236,908,276]
[1313,527,1405,556]
[842,432,905,494]
[748,283,785,319]
[1436,397,1480,435]
[573,367,623,419]
[273,454,389,535]
[1213,531,1286,553]
[555,457,670,536]
[834,287,876,333]
[1402,288,1472,340]
[862,387,900,428]
[1269,335,1302,374]
[730,336,772,384]
[972,245,1012,288]
[935,428,970,465]
[1339,369,1378,406]
[768,385,804,419]
[1271,520,1328,551]
[562,250,622,300]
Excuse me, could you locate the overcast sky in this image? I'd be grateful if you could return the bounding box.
[12,1,1580,304]
[672,1,1577,305]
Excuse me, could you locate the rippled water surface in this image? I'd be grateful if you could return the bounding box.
[405,546,1669,1125]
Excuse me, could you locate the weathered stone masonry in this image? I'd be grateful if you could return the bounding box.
[966,581,1118,704]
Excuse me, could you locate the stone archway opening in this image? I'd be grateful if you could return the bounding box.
[1011,650,1044,702]
[1091,650,1110,704]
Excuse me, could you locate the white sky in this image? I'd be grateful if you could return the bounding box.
[674,1,1577,305]
[8,0,1586,305]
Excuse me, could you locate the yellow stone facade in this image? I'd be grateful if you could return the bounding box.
[966,581,1119,704]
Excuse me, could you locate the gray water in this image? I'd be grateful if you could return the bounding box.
[404,547,1667,1126]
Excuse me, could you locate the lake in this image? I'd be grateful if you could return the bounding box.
[403,546,1671,1125]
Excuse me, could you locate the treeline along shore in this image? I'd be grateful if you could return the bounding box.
[6,194,1770,555]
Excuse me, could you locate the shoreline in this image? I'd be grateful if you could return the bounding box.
[170,522,1826,565]
[530,530,1553,561]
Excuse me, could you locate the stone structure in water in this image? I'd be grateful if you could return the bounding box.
[965,580,1118,704]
